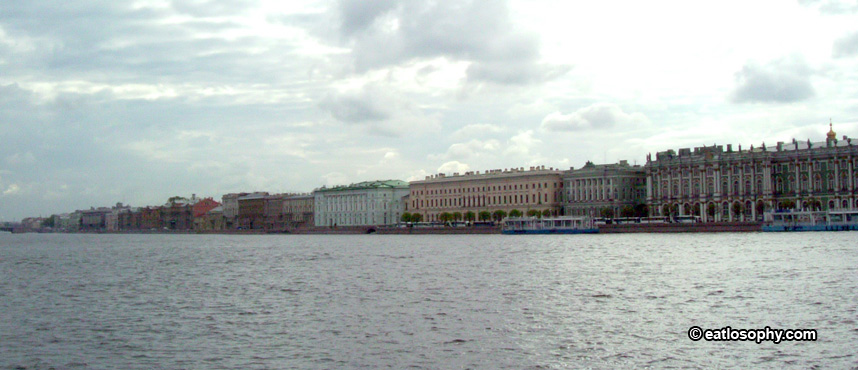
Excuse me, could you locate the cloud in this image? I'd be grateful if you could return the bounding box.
[335,0,567,85]
[437,160,470,175]
[3,184,20,196]
[450,124,505,141]
[319,83,440,136]
[833,31,858,58]
[503,130,541,158]
[797,0,858,14]
[540,103,649,132]
[444,139,502,160]
[730,57,815,103]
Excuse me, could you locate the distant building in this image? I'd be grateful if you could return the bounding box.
[192,197,221,229]
[562,160,647,218]
[237,192,268,230]
[314,180,409,227]
[194,206,224,231]
[221,193,248,229]
[646,124,858,221]
[106,203,132,232]
[408,166,564,222]
[263,194,288,231]
[283,193,314,228]
[80,207,112,231]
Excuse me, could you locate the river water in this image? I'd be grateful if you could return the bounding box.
[0,232,855,369]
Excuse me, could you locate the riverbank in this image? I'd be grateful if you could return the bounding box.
[5,222,770,235]
[599,221,762,233]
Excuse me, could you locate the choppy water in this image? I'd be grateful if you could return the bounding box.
[0,232,856,369]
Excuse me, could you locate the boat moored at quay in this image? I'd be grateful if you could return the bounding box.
[762,210,858,232]
[502,216,598,234]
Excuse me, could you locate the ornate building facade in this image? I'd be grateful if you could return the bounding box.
[408,166,564,222]
[646,125,857,222]
[283,194,314,228]
[562,160,647,218]
[314,180,409,227]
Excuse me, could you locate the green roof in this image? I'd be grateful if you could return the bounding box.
[315,179,409,193]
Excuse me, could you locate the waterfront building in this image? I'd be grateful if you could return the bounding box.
[314,180,409,227]
[105,203,132,232]
[263,194,290,231]
[562,160,647,218]
[408,166,563,222]
[221,193,248,229]
[645,124,858,222]
[283,193,314,228]
[237,192,268,230]
[80,207,112,231]
[194,206,224,231]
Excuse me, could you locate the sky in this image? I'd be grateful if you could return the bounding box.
[2,0,858,221]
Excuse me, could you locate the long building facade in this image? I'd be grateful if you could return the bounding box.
[646,126,858,222]
[314,180,409,227]
[408,166,564,222]
[562,160,647,218]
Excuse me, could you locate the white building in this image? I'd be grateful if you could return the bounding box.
[314,180,409,227]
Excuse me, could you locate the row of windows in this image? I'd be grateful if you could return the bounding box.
[412,193,558,209]
[412,182,561,196]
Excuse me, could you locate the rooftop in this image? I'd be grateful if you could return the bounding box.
[413,165,561,184]
[315,179,409,192]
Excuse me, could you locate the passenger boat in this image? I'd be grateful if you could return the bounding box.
[762,210,858,232]
[502,216,598,234]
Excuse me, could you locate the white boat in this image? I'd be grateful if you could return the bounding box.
[502,216,598,234]
[762,210,858,232]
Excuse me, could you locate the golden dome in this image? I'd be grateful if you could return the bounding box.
[827,120,836,141]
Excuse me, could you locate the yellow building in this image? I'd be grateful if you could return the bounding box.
[408,166,564,222]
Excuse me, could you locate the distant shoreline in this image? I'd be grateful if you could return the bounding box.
[5,222,766,235]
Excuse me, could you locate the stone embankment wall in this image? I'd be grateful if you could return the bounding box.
[599,222,762,233]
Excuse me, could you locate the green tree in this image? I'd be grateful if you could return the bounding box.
[411,213,423,222]
[542,209,552,218]
[42,215,57,228]
[452,212,462,222]
[478,211,491,221]
[464,211,476,222]
[526,209,540,218]
[600,207,615,219]
[439,212,452,223]
[492,210,507,222]
[509,209,523,217]
[634,203,649,218]
[401,212,412,223]
[620,205,635,218]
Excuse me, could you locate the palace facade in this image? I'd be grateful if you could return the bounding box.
[562,160,647,218]
[646,125,858,222]
[314,180,409,227]
[408,166,564,222]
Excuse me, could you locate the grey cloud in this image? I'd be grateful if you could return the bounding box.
[320,89,392,123]
[336,0,567,85]
[541,103,649,132]
[319,84,440,137]
[338,0,398,35]
[0,2,301,86]
[730,57,815,103]
[797,0,858,14]
[833,31,858,58]
[169,0,258,17]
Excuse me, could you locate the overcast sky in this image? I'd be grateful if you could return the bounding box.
[2,0,858,220]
